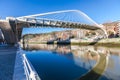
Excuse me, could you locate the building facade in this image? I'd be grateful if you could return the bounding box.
[103,21,120,38]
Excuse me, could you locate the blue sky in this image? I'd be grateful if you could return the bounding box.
[0,0,120,34]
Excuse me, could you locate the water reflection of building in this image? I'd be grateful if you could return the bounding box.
[70,46,99,69]
[26,44,57,51]
[25,44,101,69]
[24,44,120,80]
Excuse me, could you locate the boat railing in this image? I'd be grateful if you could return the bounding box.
[22,53,41,80]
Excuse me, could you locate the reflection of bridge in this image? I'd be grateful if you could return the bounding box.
[24,44,109,80]
[0,10,106,44]
[79,54,108,80]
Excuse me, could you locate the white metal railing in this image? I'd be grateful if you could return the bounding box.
[22,54,41,80]
[16,43,41,80]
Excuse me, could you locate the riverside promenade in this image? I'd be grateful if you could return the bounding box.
[0,45,17,80]
[0,45,26,80]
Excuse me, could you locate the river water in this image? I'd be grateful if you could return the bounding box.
[23,44,120,80]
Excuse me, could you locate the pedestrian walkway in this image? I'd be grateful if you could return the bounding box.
[13,47,26,80]
[0,45,17,80]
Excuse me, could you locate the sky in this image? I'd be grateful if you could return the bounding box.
[0,0,120,34]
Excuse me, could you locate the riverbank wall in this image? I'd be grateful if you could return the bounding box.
[24,38,120,47]
[95,38,120,47]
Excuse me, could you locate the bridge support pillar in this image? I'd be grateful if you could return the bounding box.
[0,20,17,44]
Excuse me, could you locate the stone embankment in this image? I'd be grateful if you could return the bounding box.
[71,38,120,47]
[95,38,120,47]
[26,38,120,47]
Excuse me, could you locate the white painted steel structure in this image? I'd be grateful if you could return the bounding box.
[23,54,41,80]
[16,10,107,37]
[17,10,99,26]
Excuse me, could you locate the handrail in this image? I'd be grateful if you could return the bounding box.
[22,53,41,80]
[17,44,41,80]
[16,43,41,80]
[19,46,40,80]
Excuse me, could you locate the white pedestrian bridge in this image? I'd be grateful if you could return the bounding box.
[0,10,107,44]
[16,10,104,30]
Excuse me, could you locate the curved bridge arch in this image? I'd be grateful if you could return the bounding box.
[17,10,99,26]
[16,10,107,37]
